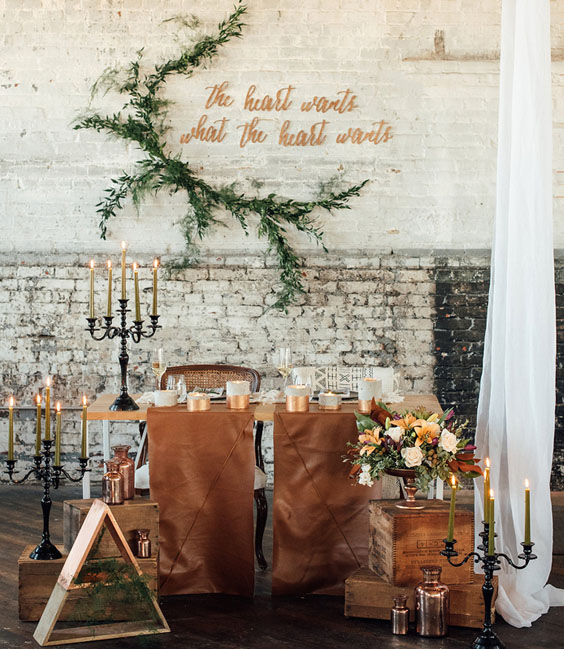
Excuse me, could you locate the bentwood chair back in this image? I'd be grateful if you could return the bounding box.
[160,364,261,393]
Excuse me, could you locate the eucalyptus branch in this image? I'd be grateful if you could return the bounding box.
[74,1,368,310]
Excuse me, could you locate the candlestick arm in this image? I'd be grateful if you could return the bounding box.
[5,459,40,484]
[498,543,537,569]
[55,457,90,483]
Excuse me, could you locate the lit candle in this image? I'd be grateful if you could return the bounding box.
[447,474,457,542]
[152,259,158,316]
[44,377,51,441]
[81,395,88,459]
[483,457,490,523]
[35,395,42,456]
[89,260,95,318]
[488,489,495,556]
[54,402,61,466]
[133,262,141,321]
[121,241,127,300]
[8,396,14,461]
[524,479,531,545]
[106,260,112,317]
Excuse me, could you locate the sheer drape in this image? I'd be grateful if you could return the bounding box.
[474,0,564,627]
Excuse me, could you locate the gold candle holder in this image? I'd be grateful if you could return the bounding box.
[286,395,309,412]
[357,399,372,414]
[187,392,211,411]
[226,394,250,410]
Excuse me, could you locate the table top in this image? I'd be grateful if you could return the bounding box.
[87,393,442,422]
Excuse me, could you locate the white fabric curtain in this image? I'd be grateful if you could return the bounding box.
[474,0,564,627]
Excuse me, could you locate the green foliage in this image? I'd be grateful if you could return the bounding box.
[74,1,368,311]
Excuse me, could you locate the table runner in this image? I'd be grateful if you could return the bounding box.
[272,403,382,596]
[148,404,255,596]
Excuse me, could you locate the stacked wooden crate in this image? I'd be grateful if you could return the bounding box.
[18,498,159,621]
[344,499,497,629]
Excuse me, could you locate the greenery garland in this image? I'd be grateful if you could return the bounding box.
[74,2,367,311]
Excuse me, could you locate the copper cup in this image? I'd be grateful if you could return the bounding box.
[318,403,341,410]
[286,395,309,412]
[358,399,372,414]
[227,394,250,409]
[187,395,211,411]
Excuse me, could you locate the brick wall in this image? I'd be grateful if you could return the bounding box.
[1,252,563,488]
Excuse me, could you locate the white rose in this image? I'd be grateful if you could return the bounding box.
[361,464,371,473]
[439,430,458,454]
[358,465,374,487]
[387,426,404,443]
[401,446,424,468]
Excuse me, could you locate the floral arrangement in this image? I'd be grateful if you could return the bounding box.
[347,401,482,490]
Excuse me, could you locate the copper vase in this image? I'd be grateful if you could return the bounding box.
[102,460,124,505]
[415,566,449,637]
[136,529,151,558]
[391,594,410,635]
[112,444,135,500]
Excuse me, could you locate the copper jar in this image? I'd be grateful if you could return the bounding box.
[136,529,151,558]
[112,444,135,500]
[415,566,449,637]
[102,460,124,505]
[391,594,410,635]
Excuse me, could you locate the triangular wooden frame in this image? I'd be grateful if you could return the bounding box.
[33,499,170,646]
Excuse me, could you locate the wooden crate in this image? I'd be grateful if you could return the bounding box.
[64,498,159,558]
[368,499,474,585]
[345,568,496,629]
[19,546,158,622]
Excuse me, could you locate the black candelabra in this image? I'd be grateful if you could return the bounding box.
[6,439,89,560]
[442,521,537,649]
[87,298,160,411]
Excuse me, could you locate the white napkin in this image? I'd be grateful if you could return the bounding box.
[137,392,155,404]
[251,389,285,404]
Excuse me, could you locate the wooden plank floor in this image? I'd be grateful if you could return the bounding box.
[1,485,563,648]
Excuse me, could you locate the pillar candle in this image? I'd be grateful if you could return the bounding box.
[54,402,61,466]
[447,474,457,542]
[81,395,88,459]
[44,377,51,441]
[358,378,383,401]
[133,262,141,321]
[35,395,42,456]
[121,241,127,300]
[152,259,158,316]
[488,489,495,556]
[89,260,95,318]
[483,457,490,523]
[319,391,342,409]
[524,479,531,545]
[226,380,251,396]
[8,396,14,461]
[106,260,112,317]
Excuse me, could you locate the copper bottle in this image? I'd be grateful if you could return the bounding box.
[136,529,151,558]
[112,444,135,500]
[415,566,449,637]
[391,594,410,635]
[102,460,124,505]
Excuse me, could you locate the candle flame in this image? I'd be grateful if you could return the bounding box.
[485,457,490,468]
[153,258,159,269]
[525,478,530,489]
[121,241,127,250]
[107,260,112,269]
[490,488,494,499]
[133,262,138,272]
[451,474,457,487]
[82,395,87,407]
[56,402,61,413]
[36,394,41,405]
[9,396,14,408]
[46,376,50,387]
[90,260,94,269]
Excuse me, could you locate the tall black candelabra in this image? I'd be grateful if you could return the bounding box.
[442,521,537,649]
[87,298,160,411]
[6,439,89,560]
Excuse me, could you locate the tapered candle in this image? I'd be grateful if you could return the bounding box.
[121,241,127,300]
[81,395,88,459]
[44,377,51,441]
[106,260,112,317]
[524,479,531,545]
[133,262,141,321]
[35,395,42,456]
[152,259,158,316]
[447,474,457,542]
[483,457,490,523]
[54,402,61,466]
[488,489,495,556]
[89,260,95,318]
[8,396,14,461]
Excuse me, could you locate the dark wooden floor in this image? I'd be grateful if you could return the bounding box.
[1,485,563,649]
